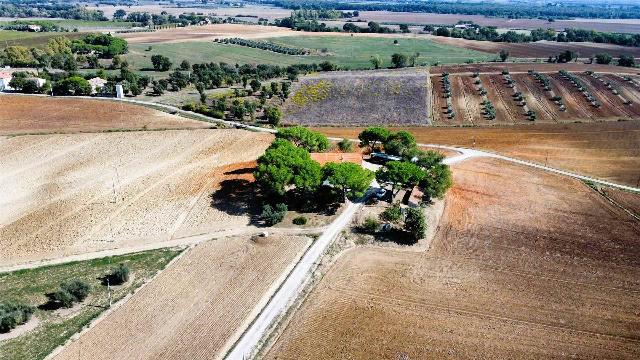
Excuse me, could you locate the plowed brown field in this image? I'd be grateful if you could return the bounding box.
[312,120,640,186]
[0,129,272,266]
[53,234,311,360]
[266,158,640,359]
[0,95,209,135]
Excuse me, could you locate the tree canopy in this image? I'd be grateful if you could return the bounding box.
[275,126,329,152]
[358,126,391,151]
[254,139,322,197]
[323,162,374,200]
[376,161,425,193]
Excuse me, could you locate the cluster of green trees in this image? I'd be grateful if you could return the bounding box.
[268,0,640,20]
[46,280,91,309]
[372,203,426,241]
[359,127,453,201]
[0,2,107,20]
[121,11,221,26]
[289,9,358,20]
[254,128,374,214]
[217,38,310,55]
[430,24,640,48]
[0,302,34,333]
[1,34,127,68]
[1,20,63,32]
[343,21,396,34]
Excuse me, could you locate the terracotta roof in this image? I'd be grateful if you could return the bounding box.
[310,152,363,166]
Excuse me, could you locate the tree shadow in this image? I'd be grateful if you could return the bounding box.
[210,179,261,222]
[38,293,66,311]
[224,167,255,175]
[374,228,418,246]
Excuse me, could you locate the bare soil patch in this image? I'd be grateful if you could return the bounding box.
[0,95,209,135]
[266,157,640,359]
[0,129,273,267]
[284,69,431,126]
[53,234,311,360]
[312,120,640,186]
[431,62,640,75]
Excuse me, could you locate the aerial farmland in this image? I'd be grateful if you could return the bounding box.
[1,0,640,359]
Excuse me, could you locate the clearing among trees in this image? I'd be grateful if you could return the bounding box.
[0,129,272,267]
[265,158,640,358]
[0,95,210,135]
[284,69,430,126]
[53,234,311,360]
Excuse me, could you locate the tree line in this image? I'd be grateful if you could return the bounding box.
[265,0,640,20]
[0,2,107,21]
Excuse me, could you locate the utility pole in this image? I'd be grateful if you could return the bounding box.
[107,257,112,308]
[545,150,548,167]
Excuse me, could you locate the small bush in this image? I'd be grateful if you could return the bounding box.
[292,216,307,225]
[337,138,353,152]
[0,302,34,333]
[380,203,402,223]
[107,264,130,285]
[261,203,287,226]
[48,289,75,308]
[62,280,91,302]
[404,208,426,240]
[362,217,380,234]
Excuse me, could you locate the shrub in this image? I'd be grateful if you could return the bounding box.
[48,289,75,308]
[62,280,91,302]
[261,203,288,226]
[292,216,307,225]
[380,203,402,223]
[107,264,130,285]
[0,302,34,333]
[362,217,380,234]
[404,208,426,240]
[337,138,353,152]
[265,106,282,126]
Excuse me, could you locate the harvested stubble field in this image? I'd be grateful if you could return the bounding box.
[53,234,311,360]
[312,120,640,186]
[0,129,272,267]
[428,36,640,59]
[266,158,640,359]
[0,95,209,135]
[284,69,431,126]
[602,188,640,218]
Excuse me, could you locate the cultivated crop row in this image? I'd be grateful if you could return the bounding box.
[586,71,632,105]
[528,70,566,112]
[215,37,310,55]
[472,72,496,120]
[558,70,601,108]
[502,70,536,121]
[441,72,455,119]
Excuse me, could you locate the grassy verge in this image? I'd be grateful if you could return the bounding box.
[0,248,183,360]
[126,35,493,71]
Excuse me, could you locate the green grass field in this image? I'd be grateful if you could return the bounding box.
[0,248,183,360]
[126,36,493,70]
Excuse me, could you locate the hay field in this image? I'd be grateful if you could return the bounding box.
[266,158,640,358]
[0,95,210,135]
[284,69,430,126]
[312,121,640,186]
[53,234,311,360]
[0,129,272,267]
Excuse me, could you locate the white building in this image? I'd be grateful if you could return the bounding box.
[0,71,13,91]
[88,77,108,94]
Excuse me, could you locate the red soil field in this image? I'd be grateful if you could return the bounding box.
[0,95,210,135]
[429,36,640,59]
[266,158,640,359]
[312,120,640,186]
